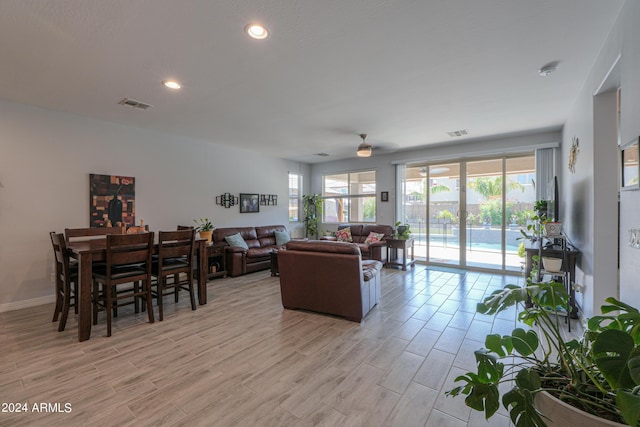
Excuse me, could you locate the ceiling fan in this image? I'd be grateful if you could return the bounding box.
[356,133,372,157]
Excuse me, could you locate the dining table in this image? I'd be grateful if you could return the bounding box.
[67,236,209,341]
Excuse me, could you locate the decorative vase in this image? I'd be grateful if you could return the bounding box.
[542,257,563,272]
[396,226,407,237]
[199,230,213,243]
[544,222,562,236]
[535,391,626,426]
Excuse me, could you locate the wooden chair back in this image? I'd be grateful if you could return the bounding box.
[50,232,72,279]
[105,233,154,273]
[65,227,124,242]
[157,229,195,267]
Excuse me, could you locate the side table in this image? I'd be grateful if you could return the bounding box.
[270,249,280,276]
[206,243,227,279]
[386,237,415,271]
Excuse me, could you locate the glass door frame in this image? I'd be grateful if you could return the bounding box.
[405,152,535,273]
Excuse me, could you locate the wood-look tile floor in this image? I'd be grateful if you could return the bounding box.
[0,265,530,426]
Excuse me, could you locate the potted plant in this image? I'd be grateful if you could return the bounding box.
[535,199,549,220]
[395,221,411,239]
[194,217,214,243]
[447,281,640,426]
[302,194,323,239]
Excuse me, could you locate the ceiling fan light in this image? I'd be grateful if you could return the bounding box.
[356,133,372,157]
[357,142,372,157]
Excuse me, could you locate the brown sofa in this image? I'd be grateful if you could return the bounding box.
[213,225,287,277]
[336,224,394,262]
[278,240,382,322]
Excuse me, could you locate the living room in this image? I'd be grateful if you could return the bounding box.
[1,1,640,425]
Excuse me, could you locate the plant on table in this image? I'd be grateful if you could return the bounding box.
[446,280,640,426]
[193,217,214,231]
[394,221,411,239]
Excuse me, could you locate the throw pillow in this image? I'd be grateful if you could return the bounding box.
[364,232,384,244]
[274,230,291,246]
[224,233,249,249]
[335,227,353,242]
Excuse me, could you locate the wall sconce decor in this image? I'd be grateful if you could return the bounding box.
[216,193,239,208]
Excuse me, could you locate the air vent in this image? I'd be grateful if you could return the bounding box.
[118,98,153,110]
[446,129,469,138]
[316,153,330,157]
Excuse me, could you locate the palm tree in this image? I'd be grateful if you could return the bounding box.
[468,176,523,200]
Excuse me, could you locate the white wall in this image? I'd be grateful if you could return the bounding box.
[617,0,640,311]
[563,0,640,316]
[0,99,309,310]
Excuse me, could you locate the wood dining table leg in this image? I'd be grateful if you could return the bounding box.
[197,239,207,305]
[78,251,93,342]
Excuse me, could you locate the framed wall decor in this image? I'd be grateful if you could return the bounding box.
[239,193,260,213]
[216,193,238,208]
[89,174,135,227]
[621,136,639,190]
[381,191,389,202]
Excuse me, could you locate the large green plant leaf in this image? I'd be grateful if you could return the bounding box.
[465,382,500,418]
[617,390,640,427]
[589,297,640,344]
[485,334,513,357]
[530,281,569,310]
[511,329,539,357]
[475,349,504,383]
[629,355,640,384]
[477,285,529,315]
[592,329,639,389]
[503,370,545,427]
[446,350,504,418]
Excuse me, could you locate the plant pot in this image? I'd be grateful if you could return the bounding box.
[199,230,213,243]
[542,257,563,272]
[535,391,627,426]
[544,222,562,236]
[396,225,407,236]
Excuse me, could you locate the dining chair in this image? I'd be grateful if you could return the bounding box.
[65,226,124,242]
[49,232,78,332]
[150,229,196,321]
[92,232,155,337]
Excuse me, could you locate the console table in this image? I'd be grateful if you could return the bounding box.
[524,240,580,318]
[386,237,415,270]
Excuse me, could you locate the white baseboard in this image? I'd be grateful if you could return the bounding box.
[0,295,55,313]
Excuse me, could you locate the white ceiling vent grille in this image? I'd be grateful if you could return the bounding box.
[118,98,153,110]
[446,129,469,138]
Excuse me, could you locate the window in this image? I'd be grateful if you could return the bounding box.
[322,170,376,223]
[288,173,302,222]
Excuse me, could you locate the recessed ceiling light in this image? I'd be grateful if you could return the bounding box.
[162,80,182,90]
[245,24,269,40]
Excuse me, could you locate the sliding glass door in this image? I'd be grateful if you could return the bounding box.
[402,154,535,272]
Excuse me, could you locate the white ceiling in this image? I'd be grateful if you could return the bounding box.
[0,0,624,163]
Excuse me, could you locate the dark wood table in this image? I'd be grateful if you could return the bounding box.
[524,242,580,318]
[385,237,415,270]
[67,237,208,342]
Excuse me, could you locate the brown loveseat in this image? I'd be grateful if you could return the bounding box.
[213,225,287,277]
[278,240,382,322]
[336,224,394,262]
